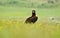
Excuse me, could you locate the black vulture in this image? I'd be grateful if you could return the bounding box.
[25,10,38,24]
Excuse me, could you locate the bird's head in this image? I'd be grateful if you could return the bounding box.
[32,10,36,16]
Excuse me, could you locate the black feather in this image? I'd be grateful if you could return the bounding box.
[25,10,38,24]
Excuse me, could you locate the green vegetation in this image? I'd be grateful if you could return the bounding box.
[0,0,60,38]
[0,0,60,8]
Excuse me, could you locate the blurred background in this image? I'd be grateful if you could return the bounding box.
[0,0,60,38]
[0,0,60,8]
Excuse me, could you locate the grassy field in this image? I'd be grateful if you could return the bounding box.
[0,6,60,38]
[0,0,60,37]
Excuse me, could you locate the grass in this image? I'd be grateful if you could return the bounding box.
[0,6,60,38]
[0,18,60,38]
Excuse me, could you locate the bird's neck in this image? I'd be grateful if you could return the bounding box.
[32,15,36,17]
[32,13,36,17]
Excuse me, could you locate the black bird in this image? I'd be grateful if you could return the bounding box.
[25,10,38,23]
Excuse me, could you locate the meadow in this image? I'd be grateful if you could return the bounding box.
[0,6,60,38]
[0,0,60,38]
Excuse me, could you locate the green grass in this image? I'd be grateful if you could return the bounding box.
[0,6,60,38]
[0,18,60,38]
[0,6,60,19]
[0,0,60,38]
